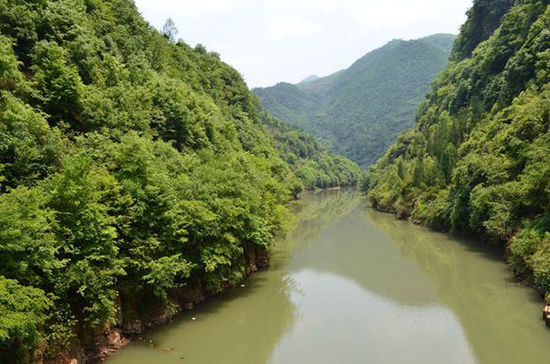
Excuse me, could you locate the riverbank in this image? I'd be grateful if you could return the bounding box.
[367,197,550,324]
[43,245,270,364]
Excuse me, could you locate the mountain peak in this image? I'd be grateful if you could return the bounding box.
[299,75,320,84]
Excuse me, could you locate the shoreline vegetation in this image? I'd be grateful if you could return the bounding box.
[365,0,549,312]
[0,0,361,362]
[73,187,352,363]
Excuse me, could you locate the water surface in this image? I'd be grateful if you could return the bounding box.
[108,189,550,364]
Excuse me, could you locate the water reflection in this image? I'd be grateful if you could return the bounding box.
[108,261,296,364]
[272,191,475,363]
[366,208,550,364]
[288,194,439,305]
[271,270,476,364]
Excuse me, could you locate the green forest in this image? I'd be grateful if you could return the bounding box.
[366,0,549,302]
[254,34,456,166]
[0,0,361,361]
[262,111,361,191]
[2,0,549,362]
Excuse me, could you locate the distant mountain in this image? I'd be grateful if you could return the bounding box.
[299,75,320,84]
[254,34,456,166]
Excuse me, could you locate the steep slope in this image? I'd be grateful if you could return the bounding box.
[0,0,360,362]
[253,34,456,166]
[367,0,549,302]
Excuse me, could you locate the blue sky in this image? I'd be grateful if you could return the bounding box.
[134,0,473,88]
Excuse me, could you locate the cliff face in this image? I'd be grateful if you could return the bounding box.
[367,0,549,298]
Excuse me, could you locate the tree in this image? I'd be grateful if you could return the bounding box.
[162,18,178,43]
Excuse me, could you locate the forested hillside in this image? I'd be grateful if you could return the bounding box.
[0,0,360,362]
[262,111,361,191]
[367,0,549,301]
[253,34,456,166]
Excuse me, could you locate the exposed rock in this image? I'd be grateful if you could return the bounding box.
[256,248,270,269]
[122,319,143,334]
[107,330,126,348]
[147,312,170,328]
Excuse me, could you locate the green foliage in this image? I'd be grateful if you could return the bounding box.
[451,0,516,60]
[367,0,549,294]
[143,255,193,300]
[0,35,25,92]
[254,34,456,166]
[0,277,51,363]
[0,186,60,285]
[0,0,360,361]
[0,92,65,192]
[32,41,85,126]
[262,111,363,192]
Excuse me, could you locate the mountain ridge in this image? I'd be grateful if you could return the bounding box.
[254,33,456,166]
[299,75,320,84]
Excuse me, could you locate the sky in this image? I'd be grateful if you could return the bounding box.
[134,0,473,88]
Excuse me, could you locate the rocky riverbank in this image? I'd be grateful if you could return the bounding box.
[42,246,270,364]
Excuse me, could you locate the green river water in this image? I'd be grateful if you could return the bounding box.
[107,189,550,364]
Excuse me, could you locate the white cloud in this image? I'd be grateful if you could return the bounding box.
[136,0,250,21]
[134,0,473,87]
[269,16,320,40]
[352,0,438,29]
[313,0,341,13]
[346,0,470,34]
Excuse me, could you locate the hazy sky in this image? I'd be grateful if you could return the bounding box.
[134,0,473,88]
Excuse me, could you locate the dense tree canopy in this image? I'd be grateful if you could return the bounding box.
[0,0,361,361]
[366,0,549,300]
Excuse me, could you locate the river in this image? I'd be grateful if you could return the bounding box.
[107,189,550,364]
